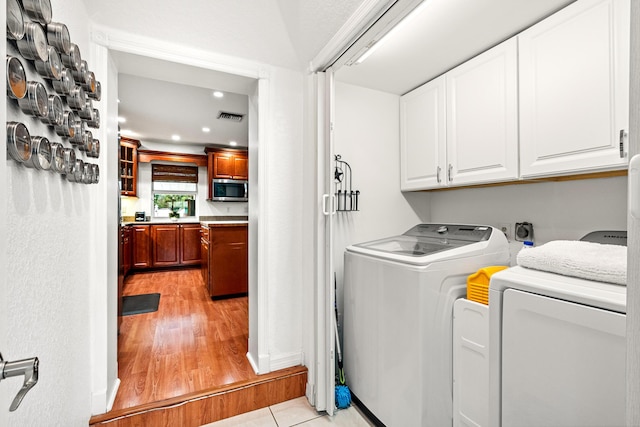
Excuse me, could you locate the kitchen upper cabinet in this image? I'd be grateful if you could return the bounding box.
[400,75,446,190]
[518,0,629,178]
[214,153,248,179]
[180,224,202,266]
[120,137,140,197]
[151,224,180,267]
[131,225,151,269]
[446,37,519,186]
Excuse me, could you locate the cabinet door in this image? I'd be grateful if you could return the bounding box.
[123,227,132,276]
[446,38,519,186]
[210,226,248,297]
[151,224,180,267]
[201,238,209,286]
[519,0,629,178]
[131,225,151,269]
[400,75,446,190]
[232,155,248,179]
[213,154,234,179]
[180,224,202,265]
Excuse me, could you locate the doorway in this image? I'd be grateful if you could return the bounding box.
[104,44,264,411]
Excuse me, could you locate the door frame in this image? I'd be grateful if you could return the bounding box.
[88,25,270,411]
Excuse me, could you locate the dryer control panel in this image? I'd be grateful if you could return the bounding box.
[405,224,492,242]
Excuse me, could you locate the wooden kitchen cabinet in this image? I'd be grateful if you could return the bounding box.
[180,224,202,265]
[120,137,141,197]
[518,0,629,178]
[205,147,248,199]
[123,225,132,277]
[131,225,151,269]
[150,224,202,268]
[200,225,210,287]
[209,224,248,298]
[151,224,180,267]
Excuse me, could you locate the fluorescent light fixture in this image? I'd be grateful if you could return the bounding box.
[351,1,429,65]
[171,134,181,141]
[202,127,210,133]
[118,116,127,123]
[229,141,238,146]
[213,91,224,98]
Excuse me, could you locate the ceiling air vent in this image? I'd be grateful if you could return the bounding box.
[217,111,244,122]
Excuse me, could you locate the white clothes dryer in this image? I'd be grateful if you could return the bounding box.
[343,224,510,427]
[488,232,627,427]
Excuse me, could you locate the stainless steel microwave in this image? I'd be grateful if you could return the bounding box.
[211,179,248,202]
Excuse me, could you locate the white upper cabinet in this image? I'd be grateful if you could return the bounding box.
[446,38,519,186]
[519,0,630,178]
[400,76,446,191]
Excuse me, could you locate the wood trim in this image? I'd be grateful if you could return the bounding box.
[89,366,307,426]
[427,169,627,192]
[152,164,199,182]
[120,136,141,147]
[138,150,207,167]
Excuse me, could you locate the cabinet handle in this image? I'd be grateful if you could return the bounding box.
[448,164,453,182]
[620,130,627,158]
[436,166,441,183]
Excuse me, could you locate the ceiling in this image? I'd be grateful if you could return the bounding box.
[335,0,576,95]
[83,0,577,147]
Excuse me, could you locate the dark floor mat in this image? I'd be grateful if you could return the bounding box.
[122,293,161,316]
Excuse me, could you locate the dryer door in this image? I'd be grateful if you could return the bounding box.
[501,289,625,427]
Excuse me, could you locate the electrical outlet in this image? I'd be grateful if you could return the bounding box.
[498,223,512,241]
[515,222,534,242]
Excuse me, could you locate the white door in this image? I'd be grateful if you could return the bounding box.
[519,0,630,178]
[502,289,625,427]
[400,75,447,190]
[313,70,336,415]
[446,38,519,186]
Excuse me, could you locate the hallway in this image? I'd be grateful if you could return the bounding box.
[114,268,253,409]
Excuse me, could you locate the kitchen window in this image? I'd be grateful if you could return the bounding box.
[152,164,198,218]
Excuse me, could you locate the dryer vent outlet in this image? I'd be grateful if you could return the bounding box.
[515,222,534,242]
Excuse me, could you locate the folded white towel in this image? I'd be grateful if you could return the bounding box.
[517,240,627,286]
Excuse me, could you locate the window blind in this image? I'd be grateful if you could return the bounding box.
[151,164,198,183]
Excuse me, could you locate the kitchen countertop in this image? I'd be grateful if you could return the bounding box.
[121,216,248,226]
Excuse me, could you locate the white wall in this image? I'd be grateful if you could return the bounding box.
[429,176,628,264]
[4,0,101,424]
[332,82,430,317]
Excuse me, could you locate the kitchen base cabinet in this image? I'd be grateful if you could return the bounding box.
[201,225,210,287]
[210,225,248,298]
[152,224,180,267]
[131,225,151,269]
[181,224,202,265]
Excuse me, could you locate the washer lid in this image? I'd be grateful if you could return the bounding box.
[351,224,494,258]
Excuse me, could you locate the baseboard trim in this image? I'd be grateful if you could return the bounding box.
[270,351,304,372]
[107,378,121,412]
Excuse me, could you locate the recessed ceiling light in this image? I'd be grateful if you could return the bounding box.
[213,91,224,98]
[171,135,181,141]
[117,99,121,103]
[202,127,210,133]
[118,116,127,123]
[120,129,137,137]
[229,141,237,146]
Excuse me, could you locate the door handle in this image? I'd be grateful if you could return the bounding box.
[322,194,336,216]
[0,353,39,411]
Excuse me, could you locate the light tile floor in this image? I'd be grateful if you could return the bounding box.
[201,397,374,427]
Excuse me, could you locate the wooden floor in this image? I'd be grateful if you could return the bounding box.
[89,268,306,426]
[113,268,256,410]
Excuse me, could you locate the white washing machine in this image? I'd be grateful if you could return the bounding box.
[488,232,627,427]
[343,224,510,427]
